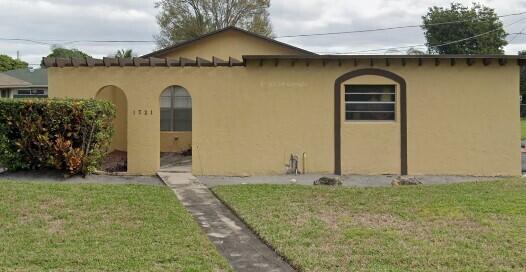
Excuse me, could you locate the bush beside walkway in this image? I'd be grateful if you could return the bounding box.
[0,99,115,175]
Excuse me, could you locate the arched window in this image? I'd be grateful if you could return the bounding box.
[160,86,192,131]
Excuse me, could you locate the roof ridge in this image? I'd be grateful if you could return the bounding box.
[142,26,315,58]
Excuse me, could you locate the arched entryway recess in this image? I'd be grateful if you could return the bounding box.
[334,68,407,175]
[95,85,128,172]
[159,85,192,172]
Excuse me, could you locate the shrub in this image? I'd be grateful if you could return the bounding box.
[0,98,115,175]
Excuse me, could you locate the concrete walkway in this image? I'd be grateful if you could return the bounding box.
[0,169,163,185]
[199,174,497,188]
[157,171,295,272]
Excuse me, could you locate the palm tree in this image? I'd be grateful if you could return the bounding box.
[114,49,134,58]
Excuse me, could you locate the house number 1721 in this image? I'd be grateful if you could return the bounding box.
[133,109,153,116]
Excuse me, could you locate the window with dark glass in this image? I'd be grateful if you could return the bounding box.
[0,89,9,98]
[345,85,396,121]
[160,86,192,131]
[13,89,47,99]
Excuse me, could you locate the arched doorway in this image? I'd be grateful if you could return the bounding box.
[159,86,192,172]
[96,85,128,172]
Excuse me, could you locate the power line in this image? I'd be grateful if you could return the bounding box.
[61,40,157,45]
[1,11,525,46]
[0,38,56,46]
[276,11,526,39]
[317,32,526,55]
[508,24,526,43]
[316,16,526,55]
[0,37,157,46]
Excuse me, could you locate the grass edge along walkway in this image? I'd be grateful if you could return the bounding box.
[213,179,526,272]
[0,180,232,272]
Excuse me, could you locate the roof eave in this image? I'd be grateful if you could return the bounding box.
[243,54,526,59]
[0,85,32,88]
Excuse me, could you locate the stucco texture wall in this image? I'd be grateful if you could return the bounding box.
[48,59,521,176]
[157,29,308,60]
[161,132,192,153]
[95,85,127,151]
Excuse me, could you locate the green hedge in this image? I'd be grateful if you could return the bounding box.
[0,98,115,175]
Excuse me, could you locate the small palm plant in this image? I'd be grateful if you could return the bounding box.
[114,49,135,58]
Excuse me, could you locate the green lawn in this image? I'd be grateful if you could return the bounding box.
[213,179,526,271]
[0,181,231,272]
[522,118,526,140]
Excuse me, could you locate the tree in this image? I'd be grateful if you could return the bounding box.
[406,48,426,55]
[114,49,135,58]
[47,47,91,59]
[0,54,28,72]
[421,3,507,54]
[154,0,273,48]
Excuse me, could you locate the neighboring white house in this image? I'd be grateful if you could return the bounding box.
[0,68,48,98]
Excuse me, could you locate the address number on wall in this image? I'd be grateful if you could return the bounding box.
[133,109,154,116]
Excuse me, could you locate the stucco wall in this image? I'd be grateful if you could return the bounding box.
[406,62,520,176]
[48,59,521,176]
[158,30,308,60]
[161,132,192,153]
[95,85,127,151]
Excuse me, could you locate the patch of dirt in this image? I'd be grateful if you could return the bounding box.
[181,148,192,156]
[314,210,490,238]
[17,199,67,235]
[160,152,192,168]
[101,151,192,172]
[315,211,411,231]
[350,213,415,230]
[293,214,309,227]
[317,211,341,230]
[102,150,127,172]
[39,198,65,210]
[47,218,65,235]
[17,207,35,225]
[348,212,490,240]
[428,218,490,232]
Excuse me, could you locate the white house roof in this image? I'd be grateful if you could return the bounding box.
[0,73,31,88]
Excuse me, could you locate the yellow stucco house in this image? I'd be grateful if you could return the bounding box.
[43,26,525,177]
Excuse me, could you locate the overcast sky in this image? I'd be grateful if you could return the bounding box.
[1,0,526,66]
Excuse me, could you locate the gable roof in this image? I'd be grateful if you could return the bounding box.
[143,26,315,58]
[0,73,31,88]
[3,68,47,87]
